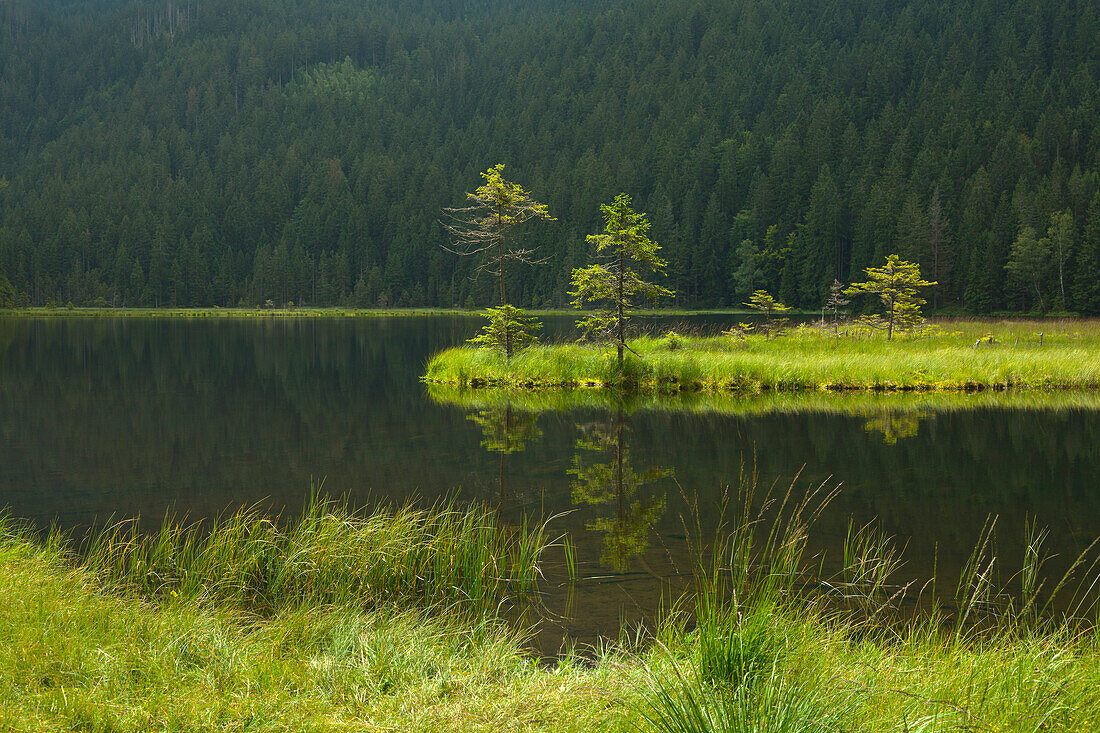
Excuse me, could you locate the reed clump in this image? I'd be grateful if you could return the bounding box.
[638,469,1100,733]
[82,494,548,616]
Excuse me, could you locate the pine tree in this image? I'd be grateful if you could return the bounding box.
[570,193,673,368]
[844,255,936,340]
[442,164,553,358]
[823,279,850,335]
[744,289,791,338]
[1071,195,1100,314]
[467,305,541,359]
[441,164,554,309]
[1005,226,1052,312]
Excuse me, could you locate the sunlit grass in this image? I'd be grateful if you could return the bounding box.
[425,319,1100,391]
[3,473,1100,731]
[82,493,548,616]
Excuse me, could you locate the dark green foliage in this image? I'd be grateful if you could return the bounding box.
[1072,195,1100,314]
[0,0,1097,311]
[0,271,15,309]
[1005,227,1053,312]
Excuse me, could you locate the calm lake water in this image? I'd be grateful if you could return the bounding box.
[2,315,1099,649]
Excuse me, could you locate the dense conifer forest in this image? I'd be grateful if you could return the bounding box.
[0,0,1097,312]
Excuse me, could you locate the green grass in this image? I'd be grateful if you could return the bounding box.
[3,484,1100,731]
[424,318,1100,392]
[79,495,549,616]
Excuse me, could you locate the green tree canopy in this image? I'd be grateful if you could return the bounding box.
[844,255,936,339]
[1005,227,1052,312]
[570,193,673,367]
[0,270,15,309]
[442,164,554,309]
[743,289,791,338]
[467,304,541,359]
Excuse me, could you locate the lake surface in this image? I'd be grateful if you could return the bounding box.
[2,315,1099,650]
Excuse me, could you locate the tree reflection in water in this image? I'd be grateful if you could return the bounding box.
[569,404,672,572]
[467,403,542,510]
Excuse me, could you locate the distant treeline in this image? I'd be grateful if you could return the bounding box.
[0,0,1098,312]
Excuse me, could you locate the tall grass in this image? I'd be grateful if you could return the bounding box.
[82,493,549,616]
[635,462,1100,733]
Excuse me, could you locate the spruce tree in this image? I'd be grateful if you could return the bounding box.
[844,255,936,340]
[570,194,673,368]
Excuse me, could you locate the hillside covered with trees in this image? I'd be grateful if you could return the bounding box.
[1,0,1098,312]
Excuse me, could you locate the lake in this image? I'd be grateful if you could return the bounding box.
[2,314,1099,650]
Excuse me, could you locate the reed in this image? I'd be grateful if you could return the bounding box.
[82,493,549,616]
[635,461,1100,733]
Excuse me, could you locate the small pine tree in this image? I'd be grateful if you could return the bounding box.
[467,305,541,358]
[570,193,673,367]
[823,279,850,335]
[743,289,790,338]
[844,255,936,340]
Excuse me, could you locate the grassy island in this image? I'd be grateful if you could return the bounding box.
[3,491,1100,731]
[424,319,1100,392]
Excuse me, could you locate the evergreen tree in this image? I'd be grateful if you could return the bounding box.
[844,255,936,340]
[744,289,791,338]
[0,269,15,309]
[1072,195,1100,315]
[467,305,541,360]
[1005,227,1052,312]
[441,164,553,309]
[570,194,673,368]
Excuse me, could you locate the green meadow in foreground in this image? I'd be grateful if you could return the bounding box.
[424,319,1100,392]
[3,489,1100,731]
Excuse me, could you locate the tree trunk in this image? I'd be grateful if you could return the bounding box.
[617,247,625,368]
[1059,256,1066,310]
[496,214,506,308]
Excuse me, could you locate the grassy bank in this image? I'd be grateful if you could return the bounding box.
[3,492,1100,730]
[424,319,1100,392]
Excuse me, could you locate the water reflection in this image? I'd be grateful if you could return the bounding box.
[569,405,671,572]
[3,316,1100,646]
[467,404,542,509]
[861,410,931,444]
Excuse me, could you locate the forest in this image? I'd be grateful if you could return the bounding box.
[0,0,1098,312]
